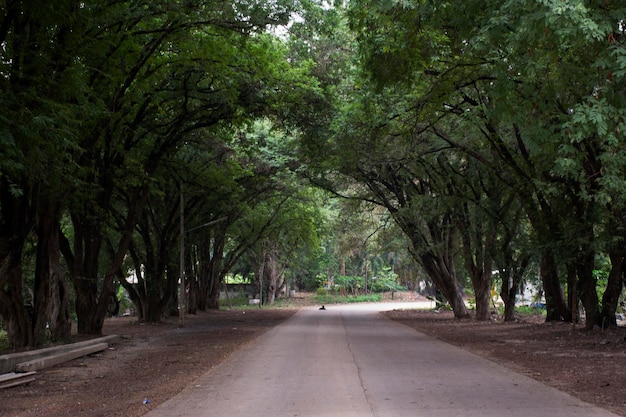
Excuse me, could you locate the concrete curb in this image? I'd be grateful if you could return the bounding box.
[0,372,37,389]
[15,342,110,373]
[0,335,120,374]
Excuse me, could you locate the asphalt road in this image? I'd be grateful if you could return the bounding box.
[146,303,619,417]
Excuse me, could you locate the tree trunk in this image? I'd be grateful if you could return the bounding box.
[33,207,54,346]
[139,239,175,323]
[143,272,166,322]
[565,263,578,323]
[456,202,496,321]
[500,271,518,322]
[419,252,469,319]
[404,214,470,319]
[48,225,71,341]
[185,249,197,315]
[193,239,209,311]
[576,251,601,330]
[75,283,100,334]
[540,250,571,322]
[600,251,624,327]
[472,270,492,321]
[120,247,146,321]
[33,203,71,344]
[266,249,282,305]
[0,179,34,348]
[257,249,266,305]
[70,220,103,335]
[0,247,32,348]
[499,256,528,322]
[206,267,222,309]
[461,234,492,320]
[206,235,225,310]
[67,183,150,334]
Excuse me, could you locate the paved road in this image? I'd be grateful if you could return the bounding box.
[146,303,619,417]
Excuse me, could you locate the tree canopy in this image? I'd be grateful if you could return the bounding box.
[1,0,626,348]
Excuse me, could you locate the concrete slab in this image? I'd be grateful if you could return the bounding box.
[0,372,37,389]
[15,342,109,373]
[0,335,119,373]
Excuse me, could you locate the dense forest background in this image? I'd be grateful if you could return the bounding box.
[1,0,625,348]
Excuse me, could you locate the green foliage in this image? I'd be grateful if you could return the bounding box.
[0,0,329,341]
[515,305,547,316]
[332,271,404,294]
[316,287,329,296]
[334,275,364,293]
[593,255,611,302]
[220,296,308,310]
[115,286,133,316]
[315,293,382,304]
[4,0,626,341]
[222,297,253,309]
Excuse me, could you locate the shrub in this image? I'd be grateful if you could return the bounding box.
[316,287,328,296]
[314,293,382,304]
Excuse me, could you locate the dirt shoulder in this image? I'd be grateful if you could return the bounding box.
[0,308,297,417]
[384,309,626,417]
[2,305,625,417]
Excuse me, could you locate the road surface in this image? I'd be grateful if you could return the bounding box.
[146,303,619,417]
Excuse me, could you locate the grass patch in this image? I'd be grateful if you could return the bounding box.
[315,293,382,305]
[219,292,384,310]
[220,295,313,310]
[515,305,547,316]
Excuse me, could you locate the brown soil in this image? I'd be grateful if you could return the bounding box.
[1,302,625,417]
[0,308,297,417]
[384,309,626,417]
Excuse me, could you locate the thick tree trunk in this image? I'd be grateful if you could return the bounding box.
[256,250,266,305]
[500,272,518,322]
[266,250,282,305]
[33,213,54,346]
[187,281,198,315]
[193,238,209,311]
[185,250,197,315]
[462,254,492,321]
[540,250,571,322]
[33,205,71,345]
[401,214,469,319]
[140,248,175,322]
[419,252,469,319]
[0,248,32,348]
[566,263,578,323]
[601,251,624,327]
[120,248,146,320]
[0,179,34,348]
[197,269,209,311]
[576,251,601,330]
[499,258,528,322]
[72,224,103,335]
[75,283,100,334]
[206,236,225,310]
[457,204,495,321]
[472,270,492,321]
[49,224,71,340]
[206,268,222,309]
[143,273,166,322]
